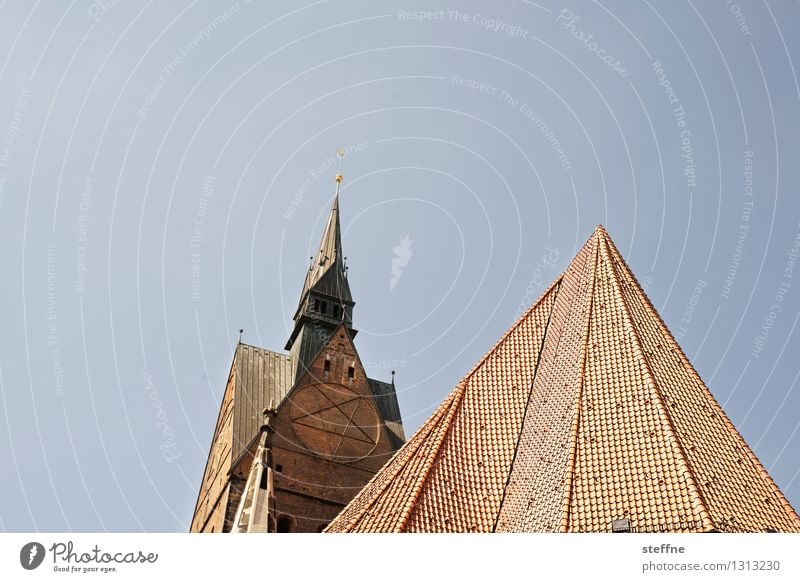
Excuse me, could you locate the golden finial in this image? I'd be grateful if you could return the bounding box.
[335,148,345,191]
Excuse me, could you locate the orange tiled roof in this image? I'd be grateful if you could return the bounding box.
[327,226,800,533]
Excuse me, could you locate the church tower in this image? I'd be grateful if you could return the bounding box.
[190,160,405,533]
[285,170,355,384]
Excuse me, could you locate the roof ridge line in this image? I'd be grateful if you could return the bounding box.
[491,280,562,532]
[460,276,563,385]
[236,341,289,354]
[600,236,716,532]
[396,380,470,532]
[559,237,600,532]
[494,236,598,532]
[603,235,800,529]
[333,391,456,532]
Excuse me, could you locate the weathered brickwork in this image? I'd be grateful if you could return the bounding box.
[268,326,401,531]
[190,363,236,533]
[190,188,405,533]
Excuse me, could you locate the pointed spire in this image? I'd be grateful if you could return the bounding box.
[296,149,351,308]
[285,150,356,373]
[302,193,342,293]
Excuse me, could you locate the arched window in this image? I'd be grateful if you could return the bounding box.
[332,304,341,319]
[277,516,293,533]
[320,300,328,314]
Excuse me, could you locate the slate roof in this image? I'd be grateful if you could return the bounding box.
[294,192,353,318]
[369,379,406,448]
[232,344,295,461]
[327,226,800,533]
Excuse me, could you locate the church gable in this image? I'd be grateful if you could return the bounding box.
[273,324,398,471]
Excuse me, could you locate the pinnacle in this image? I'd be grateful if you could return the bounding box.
[590,224,610,243]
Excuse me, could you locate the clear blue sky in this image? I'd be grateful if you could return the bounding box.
[1,0,799,531]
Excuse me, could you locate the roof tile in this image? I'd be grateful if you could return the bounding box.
[327,227,800,533]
